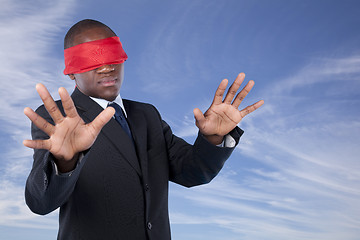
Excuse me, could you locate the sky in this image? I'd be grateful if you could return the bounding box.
[0,0,359,239]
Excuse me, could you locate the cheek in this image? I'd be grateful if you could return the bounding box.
[75,74,96,91]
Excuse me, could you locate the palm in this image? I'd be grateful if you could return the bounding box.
[199,105,241,136]
[47,115,95,161]
[23,83,115,162]
[194,73,264,144]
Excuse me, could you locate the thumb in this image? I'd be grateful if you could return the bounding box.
[90,107,115,133]
[193,108,206,128]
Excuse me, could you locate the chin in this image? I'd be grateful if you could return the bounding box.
[102,92,120,101]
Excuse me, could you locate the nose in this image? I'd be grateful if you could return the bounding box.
[96,64,115,73]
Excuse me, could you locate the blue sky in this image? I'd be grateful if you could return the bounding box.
[0,0,359,239]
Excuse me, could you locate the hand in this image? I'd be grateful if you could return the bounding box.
[193,73,264,145]
[23,83,115,172]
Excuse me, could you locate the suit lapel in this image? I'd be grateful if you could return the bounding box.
[123,100,149,178]
[71,88,142,176]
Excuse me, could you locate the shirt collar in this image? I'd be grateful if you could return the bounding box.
[89,94,127,117]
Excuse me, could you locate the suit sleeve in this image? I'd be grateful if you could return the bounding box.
[24,104,87,215]
[153,107,243,187]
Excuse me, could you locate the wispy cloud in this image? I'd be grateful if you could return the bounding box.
[133,1,229,99]
[170,55,360,240]
[0,0,76,229]
[0,180,58,229]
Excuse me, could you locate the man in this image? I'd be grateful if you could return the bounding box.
[23,19,264,239]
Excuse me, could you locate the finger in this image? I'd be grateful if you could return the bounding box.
[232,80,255,109]
[193,108,206,130]
[23,139,51,150]
[223,73,245,104]
[239,99,264,118]
[59,87,78,118]
[24,107,55,136]
[87,107,115,136]
[212,79,228,105]
[36,83,64,124]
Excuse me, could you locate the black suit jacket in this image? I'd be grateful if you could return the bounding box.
[25,88,243,240]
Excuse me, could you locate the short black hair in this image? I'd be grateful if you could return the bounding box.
[64,19,116,49]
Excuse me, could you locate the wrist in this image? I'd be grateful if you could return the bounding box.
[54,153,79,173]
[203,134,224,146]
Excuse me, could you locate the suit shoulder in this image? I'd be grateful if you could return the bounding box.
[123,99,163,122]
[34,100,64,118]
[123,99,158,111]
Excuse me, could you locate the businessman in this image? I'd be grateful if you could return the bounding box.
[23,19,264,240]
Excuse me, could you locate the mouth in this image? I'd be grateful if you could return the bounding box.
[98,77,117,87]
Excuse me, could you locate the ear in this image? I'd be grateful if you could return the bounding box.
[68,74,75,80]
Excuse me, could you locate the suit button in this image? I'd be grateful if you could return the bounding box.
[145,184,150,191]
[147,222,152,230]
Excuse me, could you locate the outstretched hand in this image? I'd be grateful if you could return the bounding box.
[193,73,264,145]
[23,83,115,172]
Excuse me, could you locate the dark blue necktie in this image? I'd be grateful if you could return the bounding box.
[108,102,133,140]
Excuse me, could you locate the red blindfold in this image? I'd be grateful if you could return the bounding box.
[63,36,128,75]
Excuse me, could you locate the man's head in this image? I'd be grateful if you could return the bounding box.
[64,19,125,101]
[64,19,116,49]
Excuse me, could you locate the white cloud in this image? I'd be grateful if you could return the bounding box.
[271,55,360,95]
[0,0,76,230]
[0,180,58,229]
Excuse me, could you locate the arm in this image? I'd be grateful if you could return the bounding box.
[165,121,243,187]
[24,83,114,214]
[168,73,263,186]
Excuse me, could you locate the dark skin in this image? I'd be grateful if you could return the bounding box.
[23,26,264,172]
